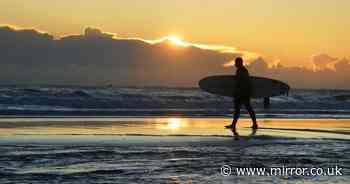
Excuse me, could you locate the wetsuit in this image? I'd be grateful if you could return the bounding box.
[233,66,257,125]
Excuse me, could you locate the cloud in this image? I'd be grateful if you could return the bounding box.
[0,26,253,86]
[247,57,350,89]
[0,25,349,89]
[84,27,115,39]
[312,53,338,70]
[247,57,268,74]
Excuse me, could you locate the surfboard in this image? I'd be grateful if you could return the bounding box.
[198,75,290,98]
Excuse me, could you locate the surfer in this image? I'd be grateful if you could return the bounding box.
[225,57,258,130]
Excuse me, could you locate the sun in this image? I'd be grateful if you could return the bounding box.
[165,35,188,46]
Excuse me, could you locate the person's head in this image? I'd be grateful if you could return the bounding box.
[235,57,244,68]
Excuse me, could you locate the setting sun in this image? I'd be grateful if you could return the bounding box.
[165,35,188,47]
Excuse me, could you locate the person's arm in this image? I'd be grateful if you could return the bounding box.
[234,69,242,97]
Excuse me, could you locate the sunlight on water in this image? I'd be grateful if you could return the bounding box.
[0,118,349,139]
[166,118,187,130]
[168,118,182,129]
[156,118,188,130]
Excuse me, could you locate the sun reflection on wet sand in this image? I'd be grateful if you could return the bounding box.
[155,118,188,130]
[0,118,349,140]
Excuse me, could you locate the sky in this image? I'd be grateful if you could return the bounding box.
[0,0,349,88]
[1,0,349,67]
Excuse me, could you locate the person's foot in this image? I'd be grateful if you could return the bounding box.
[252,123,258,129]
[225,124,235,129]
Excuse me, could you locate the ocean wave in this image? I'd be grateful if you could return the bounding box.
[0,86,350,116]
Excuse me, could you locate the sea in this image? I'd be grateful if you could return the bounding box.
[0,86,349,118]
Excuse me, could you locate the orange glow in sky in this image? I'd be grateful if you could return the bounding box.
[0,0,349,67]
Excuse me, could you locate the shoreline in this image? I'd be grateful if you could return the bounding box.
[1,114,350,119]
[0,117,349,141]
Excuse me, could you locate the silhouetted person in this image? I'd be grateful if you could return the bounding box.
[263,97,270,109]
[225,57,258,130]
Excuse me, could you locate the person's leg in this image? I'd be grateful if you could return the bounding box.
[244,98,258,129]
[225,98,241,129]
[233,98,242,125]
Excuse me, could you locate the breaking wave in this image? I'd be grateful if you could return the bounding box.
[0,86,349,117]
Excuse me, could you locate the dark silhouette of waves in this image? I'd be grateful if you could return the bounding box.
[0,86,350,117]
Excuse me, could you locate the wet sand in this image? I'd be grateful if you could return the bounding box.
[0,117,349,141]
[0,117,349,183]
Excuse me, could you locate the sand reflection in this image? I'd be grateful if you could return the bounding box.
[155,118,188,130]
[0,118,349,139]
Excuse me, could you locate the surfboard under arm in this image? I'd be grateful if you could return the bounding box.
[198,75,290,99]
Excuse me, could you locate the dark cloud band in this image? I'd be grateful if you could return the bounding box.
[0,26,349,89]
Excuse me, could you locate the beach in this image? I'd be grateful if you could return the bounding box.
[2,1,350,183]
[0,117,349,183]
